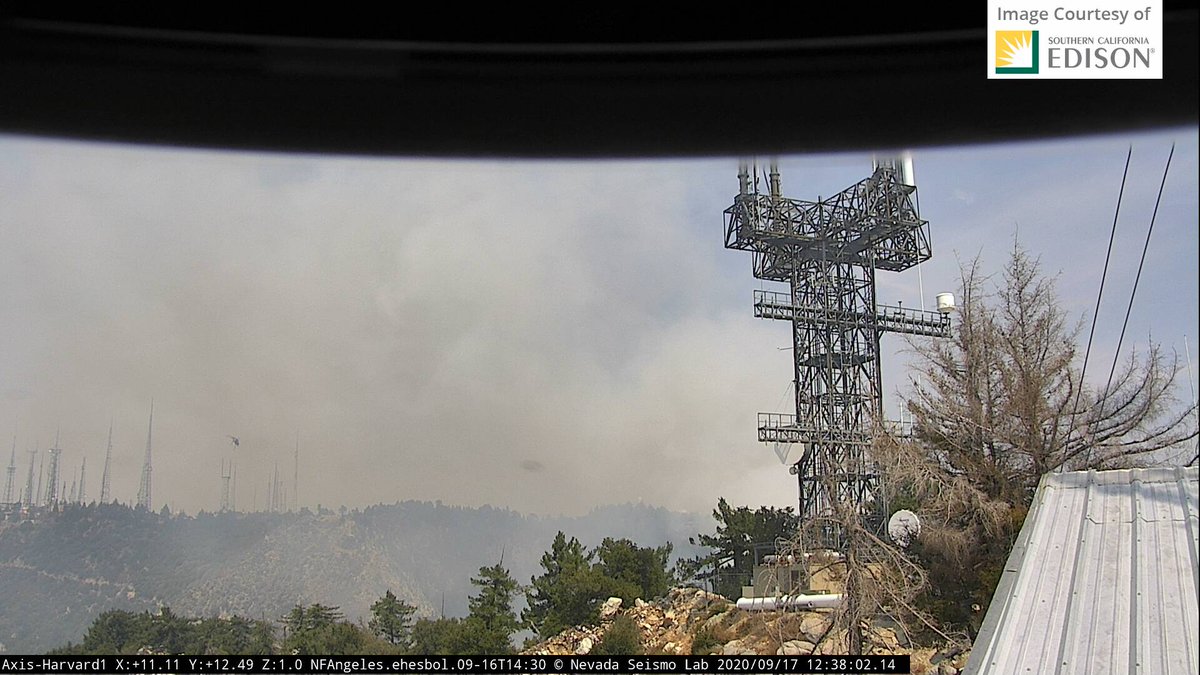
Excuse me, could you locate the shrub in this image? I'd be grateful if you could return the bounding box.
[690,627,721,655]
[592,615,642,655]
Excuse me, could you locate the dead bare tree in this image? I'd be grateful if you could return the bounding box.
[882,241,1197,632]
[905,243,1195,503]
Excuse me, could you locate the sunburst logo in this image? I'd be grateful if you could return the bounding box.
[996,30,1039,74]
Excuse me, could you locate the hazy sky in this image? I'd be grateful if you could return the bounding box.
[1,129,1196,516]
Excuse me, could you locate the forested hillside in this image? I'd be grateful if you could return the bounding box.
[0,501,706,653]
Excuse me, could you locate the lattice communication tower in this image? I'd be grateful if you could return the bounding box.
[137,401,153,511]
[3,439,16,505]
[724,158,949,548]
[220,458,232,512]
[44,432,62,505]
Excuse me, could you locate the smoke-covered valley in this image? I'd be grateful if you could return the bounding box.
[0,501,709,653]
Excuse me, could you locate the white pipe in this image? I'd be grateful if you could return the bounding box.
[736,594,842,611]
[900,153,916,188]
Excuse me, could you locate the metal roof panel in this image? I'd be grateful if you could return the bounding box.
[964,466,1200,675]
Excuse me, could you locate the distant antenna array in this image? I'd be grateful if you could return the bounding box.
[7,414,306,514]
[723,158,949,548]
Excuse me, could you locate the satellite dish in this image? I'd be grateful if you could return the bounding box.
[773,442,791,465]
[887,509,921,547]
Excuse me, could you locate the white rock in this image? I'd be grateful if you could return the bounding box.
[575,637,593,654]
[599,597,623,620]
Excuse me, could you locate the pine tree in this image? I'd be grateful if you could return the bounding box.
[681,498,798,599]
[369,590,418,647]
[464,561,520,654]
[523,531,604,638]
[594,537,674,603]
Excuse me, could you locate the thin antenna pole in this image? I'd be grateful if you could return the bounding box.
[100,421,113,504]
[294,431,299,512]
[1186,336,1198,466]
[36,450,44,507]
[1186,336,1196,405]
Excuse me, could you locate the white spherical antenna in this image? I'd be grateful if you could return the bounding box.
[887,509,921,547]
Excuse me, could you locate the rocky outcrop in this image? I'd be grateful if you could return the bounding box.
[522,587,971,675]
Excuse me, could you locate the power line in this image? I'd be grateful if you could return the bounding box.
[1087,144,1175,465]
[1062,147,1131,471]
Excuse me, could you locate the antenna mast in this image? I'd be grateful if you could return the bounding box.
[77,456,87,504]
[3,436,16,505]
[35,450,45,507]
[44,430,62,506]
[220,459,232,512]
[99,423,113,504]
[23,448,38,506]
[293,432,299,512]
[137,400,153,510]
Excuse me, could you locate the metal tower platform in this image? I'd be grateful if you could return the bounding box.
[725,159,949,548]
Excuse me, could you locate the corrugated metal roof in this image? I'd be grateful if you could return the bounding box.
[965,466,1199,675]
